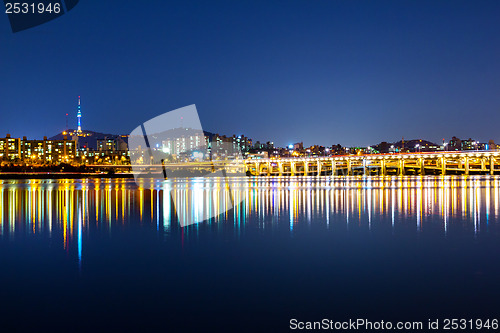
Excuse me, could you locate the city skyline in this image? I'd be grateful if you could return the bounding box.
[2,95,497,152]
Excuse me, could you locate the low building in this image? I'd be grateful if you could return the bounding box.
[97,136,129,152]
[23,136,77,163]
[0,134,22,161]
[77,149,129,165]
[162,132,206,157]
[1,134,77,163]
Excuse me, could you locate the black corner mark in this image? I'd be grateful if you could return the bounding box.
[63,0,77,11]
[3,0,79,33]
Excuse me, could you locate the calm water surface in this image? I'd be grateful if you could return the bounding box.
[0,176,499,332]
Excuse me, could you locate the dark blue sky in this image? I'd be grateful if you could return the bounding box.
[1,0,500,147]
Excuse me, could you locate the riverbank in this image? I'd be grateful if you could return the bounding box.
[0,172,134,179]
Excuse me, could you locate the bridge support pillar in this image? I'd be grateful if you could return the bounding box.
[278,162,283,176]
[464,157,469,175]
[331,159,336,176]
[291,162,295,176]
[491,156,495,175]
[380,160,386,176]
[317,160,322,176]
[255,162,261,176]
[420,158,425,176]
[441,157,446,175]
[347,160,352,176]
[267,162,271,176]
[399,160,405,176]
[304,162,309,176]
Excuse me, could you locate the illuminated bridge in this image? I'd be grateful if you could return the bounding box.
[245,151,500,176]
[88,151,500,177]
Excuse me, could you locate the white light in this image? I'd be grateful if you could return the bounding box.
[192,151,204,160]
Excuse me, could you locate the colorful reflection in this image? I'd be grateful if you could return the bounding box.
[1,176,499,258]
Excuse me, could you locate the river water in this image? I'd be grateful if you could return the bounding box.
[0,176,499,332]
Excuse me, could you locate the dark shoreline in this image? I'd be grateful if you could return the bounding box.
[0,172,134,179]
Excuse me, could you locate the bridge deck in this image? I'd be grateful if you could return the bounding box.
[245,151,500,176]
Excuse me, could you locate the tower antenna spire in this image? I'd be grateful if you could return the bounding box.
[77,95,82,133]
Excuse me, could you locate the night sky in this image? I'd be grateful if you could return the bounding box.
[1,0,499,147]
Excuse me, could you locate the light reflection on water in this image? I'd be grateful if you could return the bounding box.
[1,176,499,331]
[0,176,499,254]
